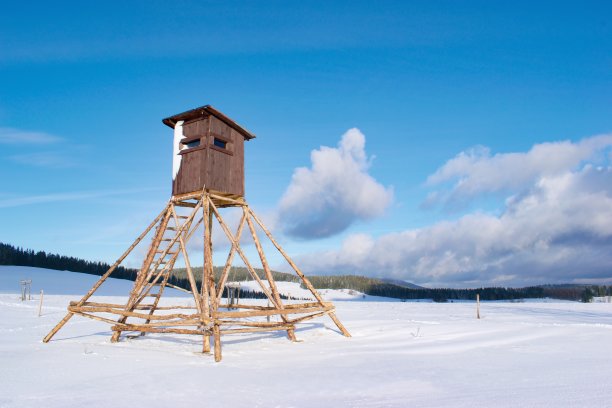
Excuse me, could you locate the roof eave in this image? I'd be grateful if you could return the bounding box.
[162,105,256,140]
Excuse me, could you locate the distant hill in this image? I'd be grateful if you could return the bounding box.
[380,278,425,289]
[1,242,609,302]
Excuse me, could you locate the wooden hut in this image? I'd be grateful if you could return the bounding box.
[162,105,255,197]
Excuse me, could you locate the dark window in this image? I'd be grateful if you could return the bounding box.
[184,139,200,149]
[213,138,227,149]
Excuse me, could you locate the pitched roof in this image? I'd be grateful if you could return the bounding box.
[162,105,256,140]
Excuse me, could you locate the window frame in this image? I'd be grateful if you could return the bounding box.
[209,133,233,156]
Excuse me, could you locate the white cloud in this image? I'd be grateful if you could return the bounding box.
[295,135,612,287]
[1,127,76,168]
[0,127,63,144]
[277,128,393,239]
[426,134,612,209]
[9,152,75,168]
[0,188,160,209]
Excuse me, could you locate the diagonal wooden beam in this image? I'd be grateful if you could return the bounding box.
[245,208,296,341]
[247,207,351,338]
[131,207,204,309]
[215,210,247,304]
[208,199,280,309]
[170,204,203,314]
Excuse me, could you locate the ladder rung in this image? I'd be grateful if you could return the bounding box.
[167,227,177,231]
[161,239,172,242]
[177,215,189,219]
[156,250,178,254]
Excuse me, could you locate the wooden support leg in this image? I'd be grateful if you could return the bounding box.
[201,196,213,353]
[213,324,222,362]
[110,327,122,342]
[215,212,247,304]
[203,333,211,354]
[245,208,295,342]
[248,207,352,338]
[42,312,75,343]
[328,312,351,337]
[208,201,278,307]
[287,328,297,341]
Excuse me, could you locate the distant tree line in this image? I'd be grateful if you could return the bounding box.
[305,275,612,302]
[577,285,612,303]
[0,242,138,282]
[0,243,301,300]
[1,242,609,302]
[305,275,547,301]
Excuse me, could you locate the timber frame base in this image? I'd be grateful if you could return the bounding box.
[42,190,350,362]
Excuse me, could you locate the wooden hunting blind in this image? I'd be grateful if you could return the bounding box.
[43,105,350,362]
[163,105,254,197]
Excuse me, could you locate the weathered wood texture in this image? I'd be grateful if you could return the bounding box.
[171,109,250,197]
[174,144,205,195]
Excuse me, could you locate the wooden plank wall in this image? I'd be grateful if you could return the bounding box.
[173,115,245,197]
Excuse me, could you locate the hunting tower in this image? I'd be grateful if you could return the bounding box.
[163,105,254,197]
[43,105,350,362]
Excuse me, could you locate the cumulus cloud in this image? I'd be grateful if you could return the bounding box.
[425,134,612,209]
[277,128,393,239]
[295,134,612,287]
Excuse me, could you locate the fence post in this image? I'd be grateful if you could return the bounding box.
[38,290,44,317]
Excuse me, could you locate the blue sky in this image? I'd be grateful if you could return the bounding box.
[1,1,611,287]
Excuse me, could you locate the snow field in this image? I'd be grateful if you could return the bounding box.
[1,266,612,407]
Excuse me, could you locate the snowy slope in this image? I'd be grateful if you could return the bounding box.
[0,266,385,301]
[1,266,612,407]
[0,265,188,297]
[235,279,396,302]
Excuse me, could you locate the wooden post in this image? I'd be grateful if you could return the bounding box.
[213,323,222,362]
[201,194,212,353]
[205,195,221,361]
[38,290,44,317]
[476,293,481,319]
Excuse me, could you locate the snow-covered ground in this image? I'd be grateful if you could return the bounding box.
[237,278,394,302]
[1,266,612,407]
